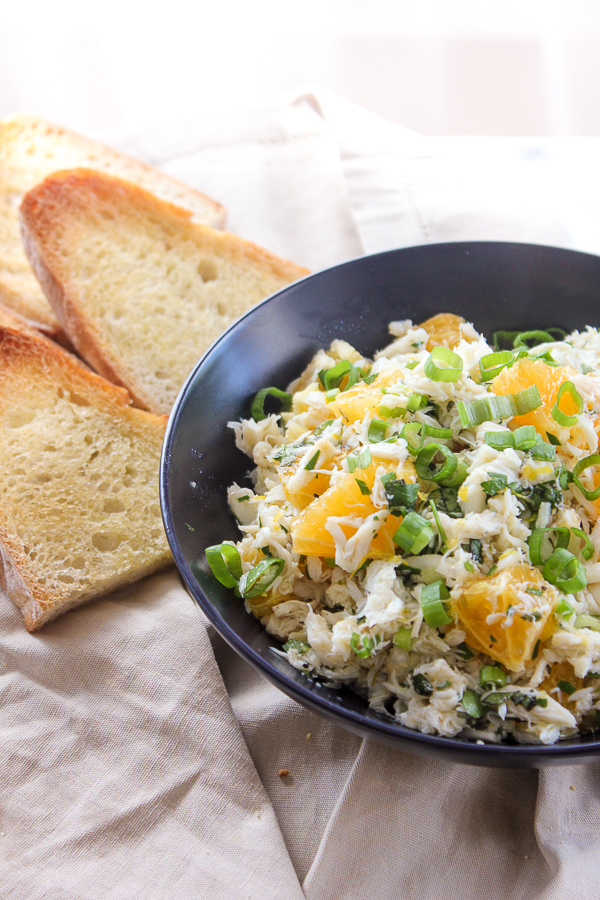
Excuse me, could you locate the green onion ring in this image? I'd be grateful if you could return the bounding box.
[424,346,463,383]
[551,381,583,428]
[393,512,434,554]
[479,350,514,382]
[542,548,587,594]
[238,557,285,599]
[528,527,571,566]
[420,580,453,627]
[570,527,594,561]
[206,543,243,588]
[251,387,293,421]
[415,442,458,483]
[572,454,600,502]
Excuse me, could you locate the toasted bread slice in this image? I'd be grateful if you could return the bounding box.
[21,169,309,415]
[0,113,226,336]
[0,326,172,631]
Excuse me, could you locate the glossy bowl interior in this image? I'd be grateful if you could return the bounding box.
[161,241,600,766]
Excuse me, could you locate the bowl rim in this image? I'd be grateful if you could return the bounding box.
[161,240,600,764]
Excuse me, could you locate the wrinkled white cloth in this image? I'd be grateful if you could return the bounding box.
[3,87,600,900]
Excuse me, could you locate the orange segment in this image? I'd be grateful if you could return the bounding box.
[452,564,556,671]
[327,368,402,424]
[539,661,584,707]
[280,459,335,511]
[419,313,473,350]
[492,357,578,441]
[290,461,413,562]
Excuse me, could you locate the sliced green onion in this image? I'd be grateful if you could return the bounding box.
[479,350,514,382]
[238,557,285,598]
[429,498,447,549]
[570,527,594,561]
[514,385,544,415]
[368,419,389,443]
[572,455,600,501]
[483,691,510,708]
[493,330,522,351]
[574,614,600,633]
[424,346,463,383]
[415,442,458,484]
[546,432,562,446]
[402,422,425,454]
[458,386,542,427]
[558,680,576,695]
[379,403,407,419]
[513,425,538,450]
[347,446,372,473]
[355,478,371,496]
[206,543,243,588]
[485,431,515,451]
[582,363,594,375]
[380,474,419,515]
[423,423,453,439]
[456,642,475,660]
[480,666,507,688]
[351,632,375,658]
[251,387,293,421]
[551,381,583,428]
[530,441,556,461]
[304,449,320,471]
[542,548,587,594]
[528,527,571,566]
[406,359,419,370]
[555,597,575,619]
[407,393,428,412]
[513,330,560,349]
[325,388,340,402]
[318,360,355,391]
[393,512,434,554]
[393,627,413,651]
[420,579,453,628]
[461,689,483,718]
[442,460,468,487]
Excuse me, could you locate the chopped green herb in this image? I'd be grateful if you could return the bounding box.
[558,680,576,695]
[304,449,320,471]
[283,639,311,654]
[412,673,434,696]
[355,478,371,496]
[481,473,509,496]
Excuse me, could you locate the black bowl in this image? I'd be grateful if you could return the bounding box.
[161,241,600,767]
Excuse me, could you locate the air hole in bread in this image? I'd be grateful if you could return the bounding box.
[97,481,110,493]
[43,444,57,452]
[33,474,51,485]
[154,370,170,380]
[58,574,75,583]
[103,498,125,513]
[84,435,94,445]
[92,532,122,552]
[198,259,218,282]
[125,464,137,477]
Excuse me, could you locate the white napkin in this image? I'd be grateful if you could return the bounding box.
[3,87,600,900]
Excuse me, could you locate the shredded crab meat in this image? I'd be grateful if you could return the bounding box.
[211,318,600,746]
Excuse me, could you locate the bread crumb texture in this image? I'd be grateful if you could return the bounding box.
[0,327,172,631]
[0,114,225,334]
[20,169,309,415]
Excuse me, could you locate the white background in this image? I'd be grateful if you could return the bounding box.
[2,0,600,136]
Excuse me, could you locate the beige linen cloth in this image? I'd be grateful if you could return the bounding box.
[3,89,600,900]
